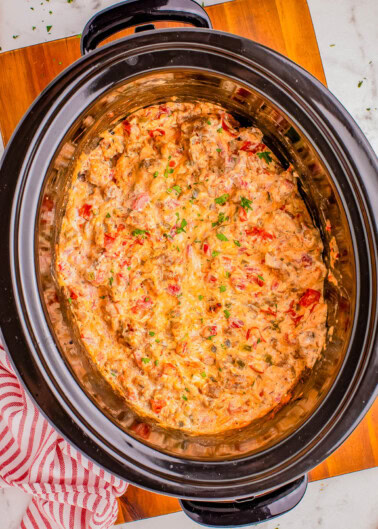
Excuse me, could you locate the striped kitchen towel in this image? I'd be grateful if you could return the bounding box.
[0,342,128,529]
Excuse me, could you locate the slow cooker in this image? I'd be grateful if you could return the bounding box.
[0,0,377,526]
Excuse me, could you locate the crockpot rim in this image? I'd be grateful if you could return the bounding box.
[0,28,377,500]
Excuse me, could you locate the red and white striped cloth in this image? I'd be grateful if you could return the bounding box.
[0,342,128,529]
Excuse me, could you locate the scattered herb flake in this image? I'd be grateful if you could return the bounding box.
[216,232,228,242]
[224,309,231,319]
[212,250,220,257]
[214,193,229,206]
[217,127,223,133]
[240,196,253,211]
[109,276,114,286]
[141,357,150,364]
[153,171,158,178]
[68,297,72,304]
[216,148,222,153]
[257,274,265,282]
[358,80,363,88]
[46,25,52,33]
[219,285,227,293]
[200,372,207,378]
[225,271,230,278]
[329,43,336,47]
[13,35,19,39]
[176,219,187,234]
[32,26,36,30]
[182,394,188,400]
[106,212,111,218]
[234,240,241,247]
[132,228,147,237]
[172,185,182,195]
[149,331,155,336]
[198,295,204,300]
[256,151,273,164]
[154,359,159,366]
[207,120,211,125]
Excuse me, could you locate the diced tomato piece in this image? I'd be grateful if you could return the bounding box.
[150,399,166,414]
[70,290,78,300]
[131,422,151,439]
[230,318,244,329]
[260,307,277,318]
[122,120,132,135]
[239,207,248,222]
[298,288,321,308]
[156,104,171,117]
[148,128,165,138]
[285,300,296,317]
[292,315,304,326]
[203,243,209,254]
[104,233,116,247]
[246,227,275,240]
[240,141,264,154]
[208,274,217,283]
[117,224,125,232]
[169,160,175,167]
[167,284,181,295]
[78,203,92,219]
[221,118,237,136]
[202,325,217,339]
[301,254,313,267]
[253,275,264,287]
[131,297,153,313]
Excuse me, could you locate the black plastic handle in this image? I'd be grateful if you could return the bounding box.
[81,0,212,55]
[179,475,308,527]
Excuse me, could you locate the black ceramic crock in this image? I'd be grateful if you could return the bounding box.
[0,0,377,526]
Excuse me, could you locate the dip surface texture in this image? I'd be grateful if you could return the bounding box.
[56,101,327,435]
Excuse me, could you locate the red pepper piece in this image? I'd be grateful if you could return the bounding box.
[148,129,165,138]
[78,203,92,219]
[298,288,321,308]
[122,120,131,135]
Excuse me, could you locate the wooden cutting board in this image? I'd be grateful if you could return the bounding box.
[0,0,376,523]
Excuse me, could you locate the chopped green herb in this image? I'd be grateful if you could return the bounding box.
[68,297,72,304]
[200,372,207,378]
[329,43,335,47]
[46,25,52,33]
[154,359,159,366]
[100,295,106,299]
[256,151,273,164]
[234,240,241,247]
[182,394,188,401]
[176,219,187,234]
[67,0,74,3]
[216,148,222,153]
[207,120,211,125]
[224,309,231,319]
[240,196,253,211]
[32,26,36,30]
[212,250,220,257]
[155,339,161,343]
[172,185,182,195]
[257,338,261,344]
[153,171,158,178]
[149,331,155,337]
[257,274,265,282]
[216,232,228,242]
[141,357,150,364]
[217,127,223,133]
[366,107,371,111]
[89,272,95,280]
[105,212,111,218]
[198,295,204,300]
[12,35,19,39]
[132,228,147,237]
[109,276,114,286]
[214,193,229,206]
[225,271,230,278]
[219,285,226,293]
[358,80,363,88]
[127,266,131,270]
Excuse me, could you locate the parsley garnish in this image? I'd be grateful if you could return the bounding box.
[127,266,131,270]
[265,354,273,365]
[219,285,226,293]
[176,219,187,234]
[109,276,114,286]
[224,309,231,319]
[198,295,204,300]
[216,148,222,153]
[212,250,220,257]
[212,212,228,227]
[207,120,211,125]
[200,372,207,378]
[214,194,229,206]
[89,272,95,280]
[234,240,241,247]
[68,297,72,304]
[182,395,188,401]
[154,359,159,366]
[149,331,155,336]
[216,232,228,242]
[132,228,147,237]
[256,151,273,164]
[141,357,150,364]
[225,271,230,278]
[217,127,223,133]
[358,80,363,88]
[240,196,253,211]
[106,212,111,218]
[172,185,182,195]
[153,171,158,178]
[257,274,265,282]
[46,25,52,33]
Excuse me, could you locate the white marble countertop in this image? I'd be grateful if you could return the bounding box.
[0,1,377,528]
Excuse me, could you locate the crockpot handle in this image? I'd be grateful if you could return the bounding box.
[179,475,308,527]
[81,0,212,54]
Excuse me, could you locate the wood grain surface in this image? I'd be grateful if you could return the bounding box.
[0,0,376,524]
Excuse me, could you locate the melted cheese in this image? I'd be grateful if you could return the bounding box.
[56,102,327,435]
